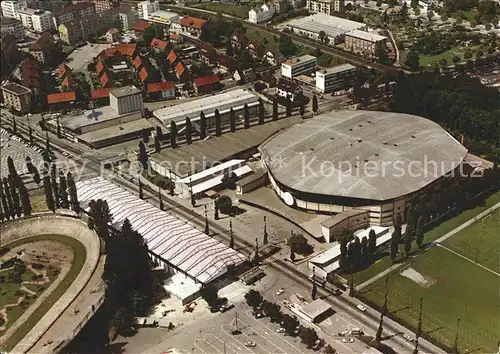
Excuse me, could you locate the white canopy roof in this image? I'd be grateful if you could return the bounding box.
[76,177,248,284]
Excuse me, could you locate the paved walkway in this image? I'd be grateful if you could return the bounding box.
[435,202,499,243]
[356,202,500,290]
[0,214,100,354]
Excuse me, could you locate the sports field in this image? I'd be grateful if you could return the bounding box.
[360,209,500,353]
[443,208,499,272]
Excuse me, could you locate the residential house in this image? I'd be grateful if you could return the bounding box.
[167,50,178,66]
[270,0,288,14]
[217,54,237,73]
[169,32,183,44]
[150,38,169,53]
[106,28,120,43]
[248,4,275,24]
[58,11,120,45]
[259,71,277,87]
[193,74,220,95]
[91,87,110,101]
[178,16,206,36]
[21,58,41,92]
[277,77,302,101]
[175,61,190,83]
[99,70,111,87]
[133,19,151,40]
[233,68,255,84]
[52,2,95,28]
[265,49,284,66]
[247,40,262,58]
[29,31,54,64]
[147,81,175,99]
[139,66,150,83]
[133,55,143,70]
[47,91,76,107]
[199,44,217,65]
[1,82,32,114]
[115,43,137,57]
[231,30,246,52]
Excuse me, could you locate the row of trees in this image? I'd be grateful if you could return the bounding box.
[244,290,323,348]
[87,199,153,334]
[338,229,378,273]
[0,157,32,221]
[41,163,79,213]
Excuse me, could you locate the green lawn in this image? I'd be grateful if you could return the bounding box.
[349,191,500,285]
[245,28,278,52]
[359,247,499,352]
[1,235,86,352]
[419,48,460,67]
[193,3,251,18]
[443,208,499,272]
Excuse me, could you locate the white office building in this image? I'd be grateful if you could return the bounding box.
[137,0,159,20]
[248,4,275,24]
[315,63,356,93]
[148,10,179,25]
[0,17,24,38]
[17,8,53,32]
[1,0,27,18]
[281,54,317,78]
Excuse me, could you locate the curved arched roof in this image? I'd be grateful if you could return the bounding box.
[259,110,468,201]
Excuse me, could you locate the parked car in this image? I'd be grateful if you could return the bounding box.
[403,334,415,342]
[339,330,350,336]
[342,338,355,343]
[244,342,256,347]
[277,327,286,333]
[356,304,367,312]
[276,288,284,295]
[220,303,234,313]
[349,328,364,335]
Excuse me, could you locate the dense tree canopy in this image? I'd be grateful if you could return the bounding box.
[391,72,500,158]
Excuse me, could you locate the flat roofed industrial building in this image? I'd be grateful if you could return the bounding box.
[281,54,317,79]
[259,110,468,225]
[285,13,367,44]
[153,89,259,128]
[315,63,356,93]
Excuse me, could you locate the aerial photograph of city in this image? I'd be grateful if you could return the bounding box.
[0,0,498,353]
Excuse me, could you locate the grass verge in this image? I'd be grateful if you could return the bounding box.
[1,235,86,352]
[358,246,499,352]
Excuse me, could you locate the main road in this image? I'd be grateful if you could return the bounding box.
[0,109,445,354]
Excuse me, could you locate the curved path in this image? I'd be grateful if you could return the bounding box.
[0,214,100,354]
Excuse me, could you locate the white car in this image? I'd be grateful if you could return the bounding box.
[403,334,415,342]
[356,304,367,312]
[277,327,286,333]
[244,342,256,347]
[276,288,284,295]
[342,338,355,343]
[339,330,350,336]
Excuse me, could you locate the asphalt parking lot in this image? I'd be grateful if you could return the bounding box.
[66,43,111,73]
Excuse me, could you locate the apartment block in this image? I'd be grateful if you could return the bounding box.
[344,30,387,60]
[1,0,27,18]
[306,0,344,15]
[1,82,32,114]
[137,0,159,20]
[1,17,24,38]
[281,54,317,79]
[315,63,356,93]
[17,8,53,32]
[52,2,95,28]
[29,31,54,63]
